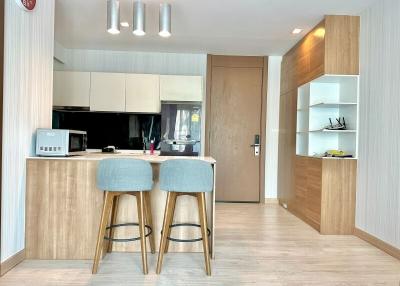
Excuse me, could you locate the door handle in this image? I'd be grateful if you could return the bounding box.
[250,135,260,156]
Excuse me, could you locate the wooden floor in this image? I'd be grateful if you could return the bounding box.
[1,203,399,285]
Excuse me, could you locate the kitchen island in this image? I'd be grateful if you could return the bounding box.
[25,153,216,259]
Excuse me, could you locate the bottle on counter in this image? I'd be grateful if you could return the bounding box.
[150,139,155,155]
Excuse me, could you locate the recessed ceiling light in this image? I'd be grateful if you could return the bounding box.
[121,22,129,27]
[314,27,326,38]
[292,28,302,34]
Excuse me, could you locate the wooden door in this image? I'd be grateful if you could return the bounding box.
[207,56,266,202]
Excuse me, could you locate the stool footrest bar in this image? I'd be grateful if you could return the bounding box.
[161,223,211,243]
[104,223,152,242]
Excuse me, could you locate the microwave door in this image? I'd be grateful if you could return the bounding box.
[69,133,86,152]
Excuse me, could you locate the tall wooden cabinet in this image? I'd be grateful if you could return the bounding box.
[278,15,360,235]
[294,156,357,234]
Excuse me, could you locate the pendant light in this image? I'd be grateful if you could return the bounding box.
[107,0,120,34]
[133,1,146,36]
[159,3,171,37]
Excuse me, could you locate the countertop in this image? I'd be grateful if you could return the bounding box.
[27,151,216,164]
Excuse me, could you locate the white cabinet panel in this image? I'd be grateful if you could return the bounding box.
[90,72,126,112]
[125,74,160,113]
[53,71,90,107]
[160,75,203,101]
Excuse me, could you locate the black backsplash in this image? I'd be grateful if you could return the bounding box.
[53,111,161,150]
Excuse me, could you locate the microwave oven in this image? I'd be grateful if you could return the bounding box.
[36,129,87,157]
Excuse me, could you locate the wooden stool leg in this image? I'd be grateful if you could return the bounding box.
[107,195,119,253]
[197,192,211,276]
[136,192,148,274]
[144,192,156,254]
[156,192,175,274]
[92,191,114,274]
[164,193,177,253]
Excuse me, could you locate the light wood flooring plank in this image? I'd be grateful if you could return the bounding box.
[1,204,399,285]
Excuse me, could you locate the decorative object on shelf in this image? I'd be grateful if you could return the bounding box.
[325,117,347,130]
[133,1,146,36]
[107,0,120,34]
[323,149,353,158]
[159,3,172,37]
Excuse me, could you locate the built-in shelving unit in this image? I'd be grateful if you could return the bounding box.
[296,75,359,157]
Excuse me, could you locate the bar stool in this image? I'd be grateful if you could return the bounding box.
[92,158,155,275]
[156,159,213,276]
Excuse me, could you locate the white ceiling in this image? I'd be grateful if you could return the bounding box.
[55,0,376,55]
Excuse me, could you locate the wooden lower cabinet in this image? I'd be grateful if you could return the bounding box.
[25,158,215,259]
[291,156,357,235]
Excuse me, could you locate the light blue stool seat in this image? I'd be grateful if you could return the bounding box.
[157,159,213,276]
[96,158,153,191]
[92,158,155,275]
[160,159,213,193]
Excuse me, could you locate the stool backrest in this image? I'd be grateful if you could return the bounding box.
[160,159,213,193]
[96,158,153,192]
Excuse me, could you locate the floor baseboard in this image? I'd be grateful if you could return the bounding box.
[264,198,279,204]
[354,228,400,260]
[0,249,25,276]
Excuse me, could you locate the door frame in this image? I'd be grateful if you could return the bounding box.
[204,55,268,203]
[0,0,4,274]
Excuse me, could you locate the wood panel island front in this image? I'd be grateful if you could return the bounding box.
[25,153,216,259]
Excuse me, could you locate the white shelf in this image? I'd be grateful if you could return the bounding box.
[309,129,357,133]
[309,102,357,108]
[296,74,359,157]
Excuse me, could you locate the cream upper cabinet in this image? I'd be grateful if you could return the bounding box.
[90,72,126,112]
[160,75,203,101]
[125,74,160,113]
[53,71,91,107]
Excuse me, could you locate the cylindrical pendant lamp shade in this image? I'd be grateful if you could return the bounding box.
[107,0,120,34]
[159,3,171,37]
[133,1,146,36]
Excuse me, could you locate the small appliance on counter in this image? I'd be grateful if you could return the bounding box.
[36,128,87,157]
[102,145,117,153]
[160,103,201,156]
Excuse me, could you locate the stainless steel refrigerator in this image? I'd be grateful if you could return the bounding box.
[160,103,201,156]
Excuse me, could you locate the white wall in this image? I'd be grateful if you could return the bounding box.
[54,41,66,63]
[356,0,400,249]
[265,56,282,199]
[1,0,54,262]
[56,48,207,76]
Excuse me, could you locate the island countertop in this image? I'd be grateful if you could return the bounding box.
[27,152,216,164]
[25,152,216,260]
